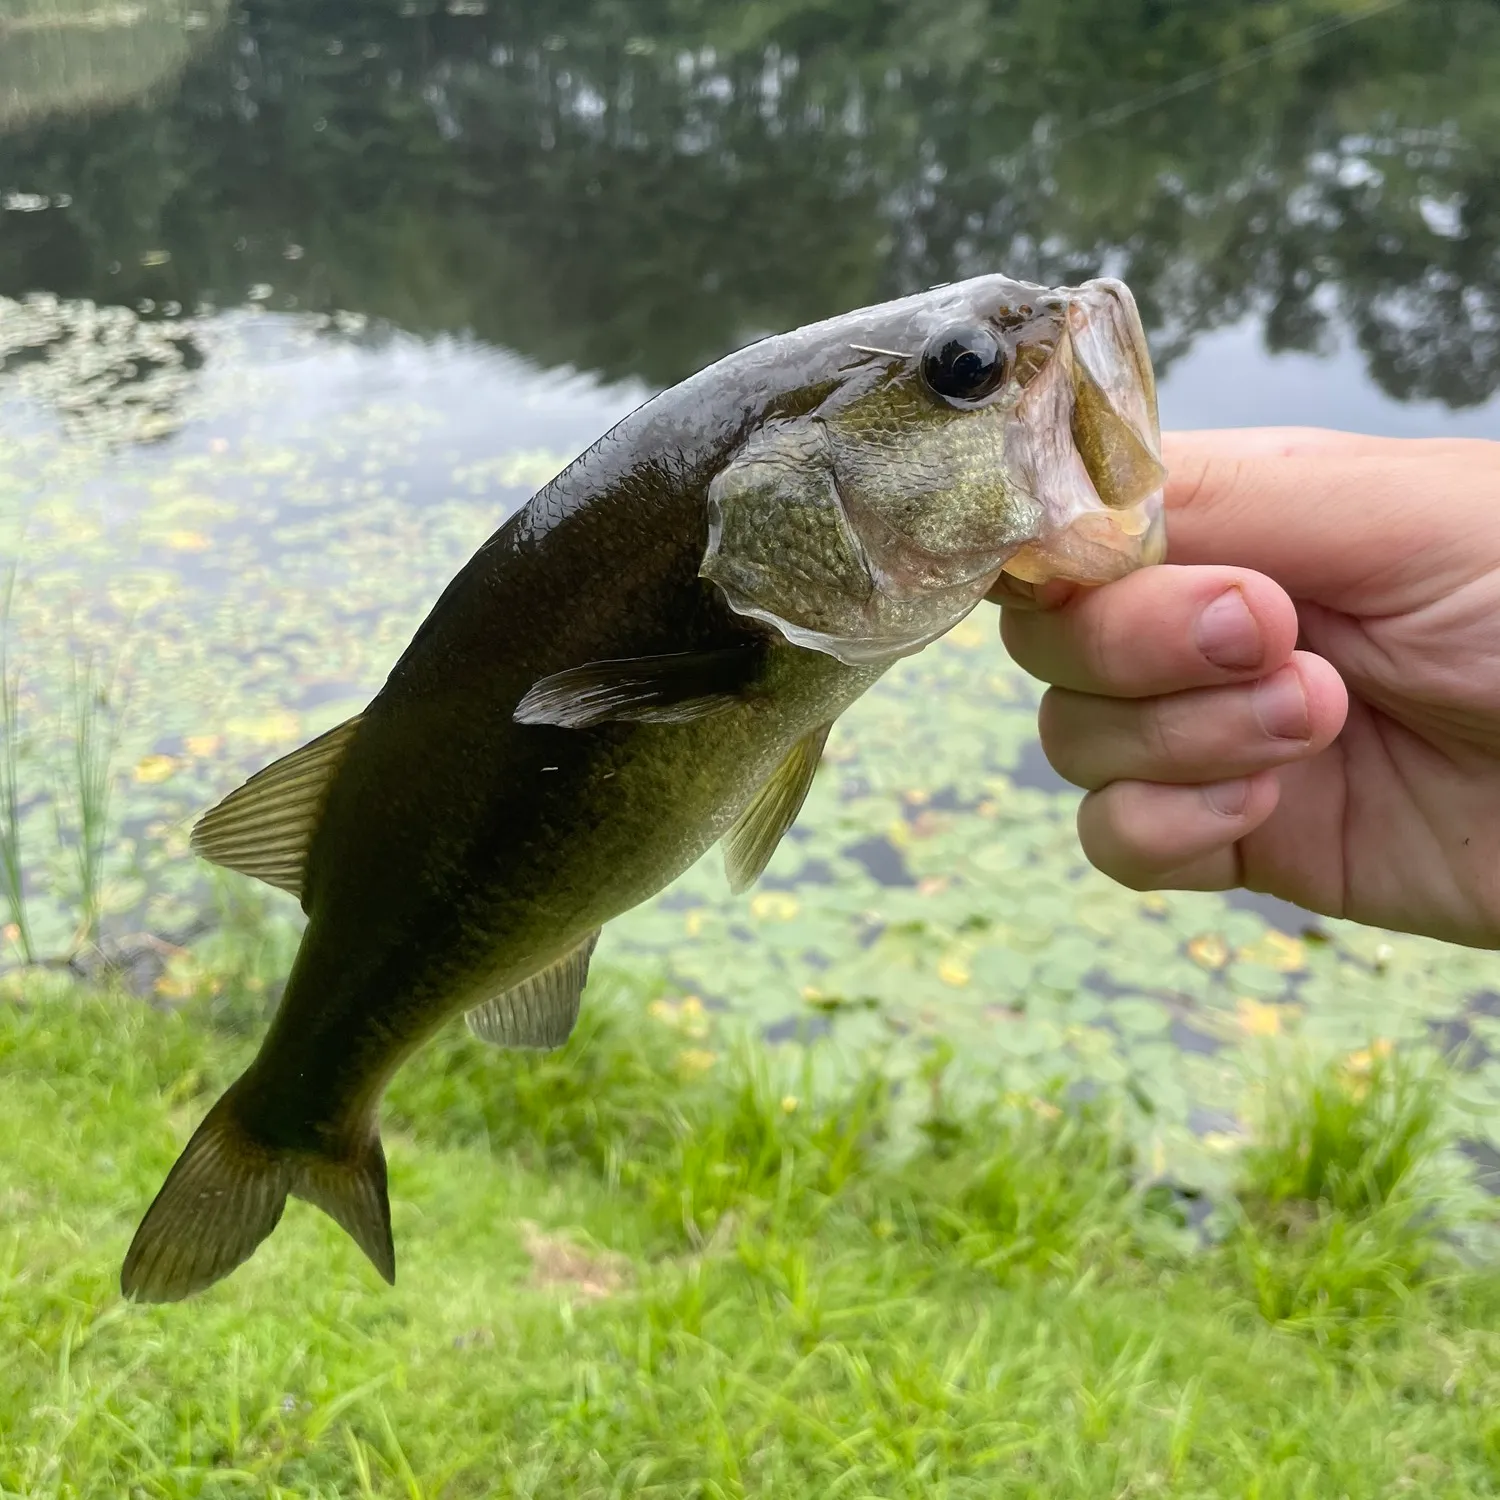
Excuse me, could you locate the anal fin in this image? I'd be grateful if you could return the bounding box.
[466,930,600,1049]
[514,647,761,729]
[723,722,832,894]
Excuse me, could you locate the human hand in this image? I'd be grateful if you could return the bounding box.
[997,427,1500,949]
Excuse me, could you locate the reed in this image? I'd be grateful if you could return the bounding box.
[0,566,34,964]
[55,646,122,954]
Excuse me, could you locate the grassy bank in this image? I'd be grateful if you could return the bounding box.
[2,962,1499,1498]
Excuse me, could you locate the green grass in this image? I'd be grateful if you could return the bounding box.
[2,961,1500,1498]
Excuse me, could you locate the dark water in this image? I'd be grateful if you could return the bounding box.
[2,0,1499,435]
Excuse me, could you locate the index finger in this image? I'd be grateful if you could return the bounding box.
[1001,562,1298,697]
[1162,427,1499,613]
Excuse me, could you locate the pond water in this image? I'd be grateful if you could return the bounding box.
[5,0,1500,1198]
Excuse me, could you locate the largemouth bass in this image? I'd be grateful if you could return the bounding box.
[122,275,1167,1301]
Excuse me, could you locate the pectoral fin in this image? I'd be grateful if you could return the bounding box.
[190,714,364,903]
[466,930,600,1048]
[514,648,762,730]
[722,723,832,894]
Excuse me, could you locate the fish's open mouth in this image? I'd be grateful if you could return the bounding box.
[1002,278,1167,585]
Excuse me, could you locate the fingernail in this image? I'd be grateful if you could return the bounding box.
[1254,668,1309,742]
[1202,778,1250,817]
[1194,588,1262,671]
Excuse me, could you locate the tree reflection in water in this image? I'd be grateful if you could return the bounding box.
[0,0,1495,405]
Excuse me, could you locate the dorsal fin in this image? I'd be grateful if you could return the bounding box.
[466,930,600,1049]
[190,715,364,902]
[722,722,831,894]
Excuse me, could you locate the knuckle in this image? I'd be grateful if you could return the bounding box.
[1036,691,1087,784]
[1142,696,1194,770]
[1077,787,1158,889]
[998,609,1045,676]
[1081,602,1122,688]
[1169,454,1243,517]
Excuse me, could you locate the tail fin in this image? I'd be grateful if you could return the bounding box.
[296,1137,395,1286]
[121,1079,395,1303]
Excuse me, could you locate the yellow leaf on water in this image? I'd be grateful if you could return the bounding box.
[59,517,102,545]
[1236,930,1306,973]
[749,892,798,921]
[684,910,703,937]
[1188,933,1230,970]
[185,734,223,758]
[1346,1038,1394,1075]
[1264,930,1306,970]
[133,753,179,784]
[226,709,301,743]
[1139,892,1171,916]
[163,530,211,552]
[937,955,971,987]
[1237,998,1284,1037]
[154,970,197,1003]
[679,995,704,1018]
[948,621,986,649]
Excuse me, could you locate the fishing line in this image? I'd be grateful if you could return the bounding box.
[1051,0,1411,146]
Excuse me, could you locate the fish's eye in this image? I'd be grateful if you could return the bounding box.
[919,323,1009,404]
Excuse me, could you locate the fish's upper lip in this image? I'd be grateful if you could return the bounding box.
[997,280,1165,586]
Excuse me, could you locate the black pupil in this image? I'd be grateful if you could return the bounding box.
[950,349,986,385]
[921,324,1005,402]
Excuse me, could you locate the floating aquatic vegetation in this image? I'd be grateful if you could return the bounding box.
[3,305,1500,1198]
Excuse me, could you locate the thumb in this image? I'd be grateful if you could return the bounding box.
[1162,427,1497,614]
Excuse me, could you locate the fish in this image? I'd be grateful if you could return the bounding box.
[120,274,1167,1301]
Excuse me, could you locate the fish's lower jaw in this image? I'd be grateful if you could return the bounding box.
[1002,492,1164,585]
